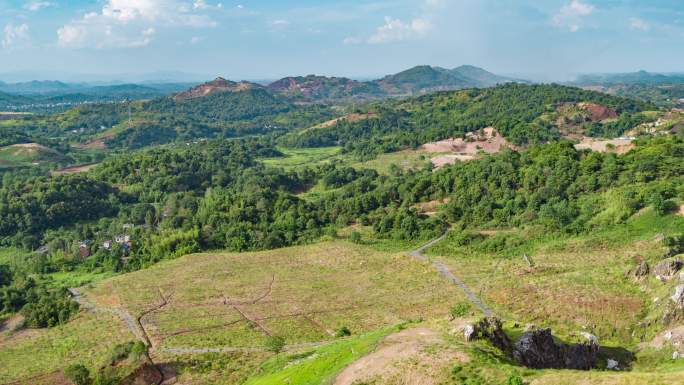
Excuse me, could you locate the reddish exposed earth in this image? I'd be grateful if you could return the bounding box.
[173,77,261,101]
[421,127,510,168]
[577,102,618,121]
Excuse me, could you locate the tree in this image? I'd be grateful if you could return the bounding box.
[0,265,11,287]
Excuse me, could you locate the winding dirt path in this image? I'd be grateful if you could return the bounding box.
[409,234,494,317]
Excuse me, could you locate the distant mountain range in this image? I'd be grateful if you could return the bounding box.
[573,70,684,86]
[0,65,519,110]
[169,65,521,104]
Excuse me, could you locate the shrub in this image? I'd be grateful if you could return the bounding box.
[64,364,91,385]
[336,326,352,337]
[265,335,286,353]
[350,231,362,244]
[450,302,471,319]
[507,374,525,385]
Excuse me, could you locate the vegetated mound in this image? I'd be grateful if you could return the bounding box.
[375,65,472,94]
[374,65,516,95]
[172,77,262,101]
[268,75,385,102]
[0,142,63,164]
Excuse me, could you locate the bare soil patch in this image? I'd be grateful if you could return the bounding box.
[422,127,508,154]
[73,138,108,150]
[52,163,99,175]
[577,102,618,122]
[421,127,509,168]
[574,137,634,154]
[430,154,476,169]
[5,371,73,385]
[677,205,684,217]
[315,112,376,129]
[334,327,467,385]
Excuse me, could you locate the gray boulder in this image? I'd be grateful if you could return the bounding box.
[655,258,684,278]
[634,261,650,279]
[513,328,599,370]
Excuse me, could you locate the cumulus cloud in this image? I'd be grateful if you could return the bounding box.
[630,17,650,32]
[552,0,595,32]
[2,23,30,50]
[366,16,432,44]
[24,1,55,11]
[57,0,216,49]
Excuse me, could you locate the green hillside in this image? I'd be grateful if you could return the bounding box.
[281,83,654,158]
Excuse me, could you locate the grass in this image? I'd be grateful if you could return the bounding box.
[352,149,435,175]
[85,241,466,352]
[243,324,400,385]
[44,270,116,289]
[0,311,135,383]
[427,208,684,348]
[261,146,346,169]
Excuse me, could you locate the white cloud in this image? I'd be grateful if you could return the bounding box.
[552,0,595,32]
[367,16,432,44]
[343,36,362,45]
[57,0,216,49]
[271,19,290,26]
[630,17,650,32]
[193,0,222,10]
[24,1,55,11]
[2,23,30,50]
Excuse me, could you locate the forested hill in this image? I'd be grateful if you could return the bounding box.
[280,83,655,158]
[4,85,334,150]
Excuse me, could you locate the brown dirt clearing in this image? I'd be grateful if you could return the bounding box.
[574,137,634,154]
[334,327,467,385]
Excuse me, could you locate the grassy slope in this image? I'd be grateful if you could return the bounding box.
[244,325,398,385]
[0,311,135,383]
[261,146,345,169]
[84,241,465,351]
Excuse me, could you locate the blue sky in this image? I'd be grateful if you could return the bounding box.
[0,0,683,81]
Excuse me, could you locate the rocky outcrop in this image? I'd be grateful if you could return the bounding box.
[467,317,599,370]
[513,328,599,370]
[634,261,650,279]
[473,317,513,353]
[654,258,683,279]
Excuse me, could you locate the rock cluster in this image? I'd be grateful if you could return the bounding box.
[654,258,684,280]
[465,317,600,370]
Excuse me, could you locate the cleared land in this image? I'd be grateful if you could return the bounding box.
[261,146,345,169]
[84,241,466,353]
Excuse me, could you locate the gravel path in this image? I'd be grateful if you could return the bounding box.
[68,288,147,343]
[409,234,494,317]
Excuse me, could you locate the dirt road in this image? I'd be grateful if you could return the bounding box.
[409,234,494,317]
